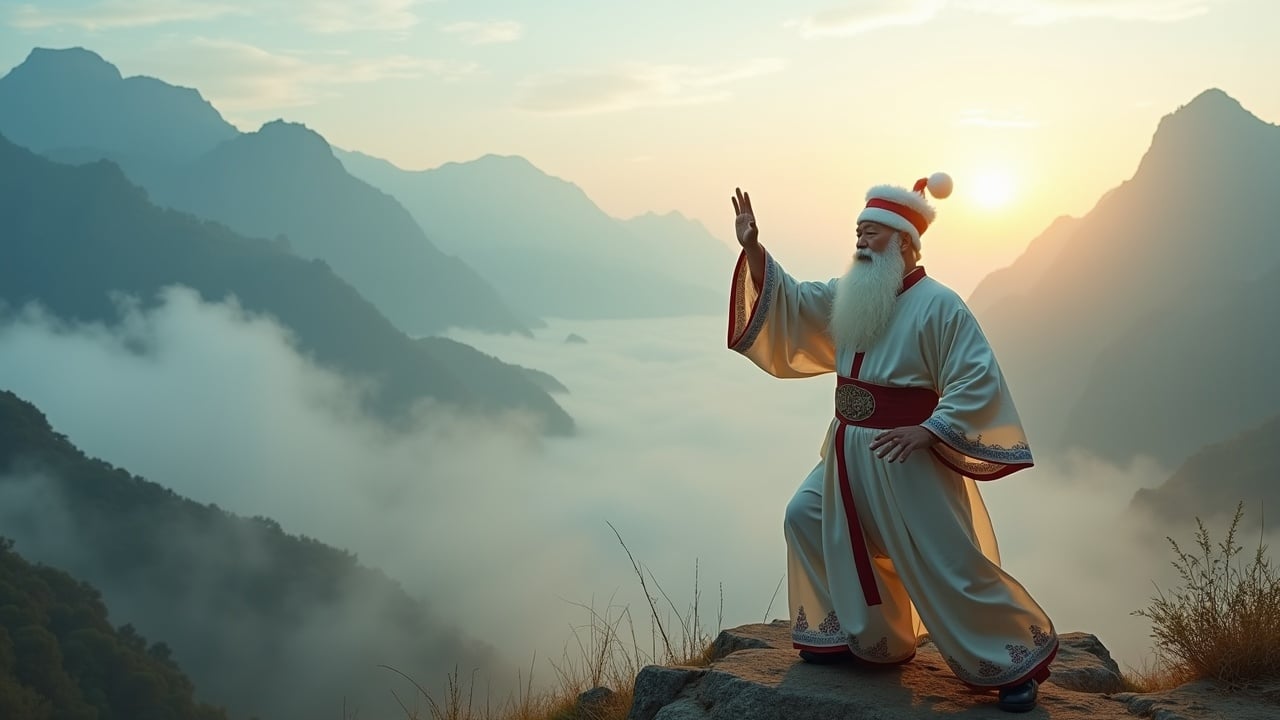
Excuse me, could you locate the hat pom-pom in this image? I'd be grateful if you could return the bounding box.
[927,172,953,199]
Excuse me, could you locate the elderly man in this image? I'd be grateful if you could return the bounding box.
[727,176,1056,713]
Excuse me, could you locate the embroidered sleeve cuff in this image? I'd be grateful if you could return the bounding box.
[924,417,1033,481]
[728,250,777,353]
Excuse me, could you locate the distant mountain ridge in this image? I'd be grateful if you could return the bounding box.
[0,46,528,337]
[0,132,573,434]
[149,119,532,336]
[336,148,734,320]
[971,88,1280,468]
[1063,260,1280,466]
[0,389,498,720]
[966,215,1078,318]
[1130,413,1280,527]
[0,47,236,165]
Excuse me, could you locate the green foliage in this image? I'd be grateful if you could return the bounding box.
[0,538,228,719]
[1134,502,1280,687]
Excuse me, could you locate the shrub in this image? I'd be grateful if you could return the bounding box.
[1133,503,1280,688]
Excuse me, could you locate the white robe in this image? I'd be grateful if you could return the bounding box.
[728,249,1058,688]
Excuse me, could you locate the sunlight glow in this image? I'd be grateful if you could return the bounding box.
[969,170,1017,210]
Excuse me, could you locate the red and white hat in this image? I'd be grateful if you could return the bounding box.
[855,172,953,250]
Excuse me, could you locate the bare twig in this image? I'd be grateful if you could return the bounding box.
[607,521,674,659]
[763,575,785,624]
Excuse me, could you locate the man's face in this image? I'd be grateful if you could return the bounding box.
[855,221,899,262]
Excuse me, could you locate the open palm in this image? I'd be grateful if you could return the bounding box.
[731,187,759,247]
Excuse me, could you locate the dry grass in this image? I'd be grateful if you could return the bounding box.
[1120,654,1200,693]
[372,524,721,720]
[1131,502,1280,690]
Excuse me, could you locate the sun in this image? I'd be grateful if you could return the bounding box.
[969,170,1016,210]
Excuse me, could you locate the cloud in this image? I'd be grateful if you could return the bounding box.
[0,291,517,716]
[957,109,1039,129]
[786,0,944,37]
[0,291,825,691]
[8,0,245,31]
[440,19,523,45]
[0,468,498,720]
[0,289,530,694]
[145,37,476,115]
[957,0,1218,24]
[788,0,1221,36]
[8,0,429,35]
[0,287,1231,690]
[297,0,423,34]
[516,57,786,115]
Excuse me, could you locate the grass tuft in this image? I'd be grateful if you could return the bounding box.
[1131,502,1280,690]
[376,525,720,719]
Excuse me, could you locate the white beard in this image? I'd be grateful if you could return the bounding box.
[829,239,906,353]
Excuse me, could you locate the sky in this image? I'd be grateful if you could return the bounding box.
[0,289,1241,695]
[3,0,1279,296]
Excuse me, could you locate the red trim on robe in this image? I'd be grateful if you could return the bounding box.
[923,429,1034,481]
[830,266,930,608]
[900,266,926,293]
[954,641,1059,690]
[931,445,1039,479]
[727,249,766,349]
[1019,642,1059,687]
[835,421,882,606]
[836,349,884,606]
[835,377,938,429]
[849,351,865,378]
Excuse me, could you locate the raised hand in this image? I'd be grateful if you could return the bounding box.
[731,187,759,248]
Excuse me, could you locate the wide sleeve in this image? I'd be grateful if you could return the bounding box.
[727,248,837,378]
[921,301,1034,480]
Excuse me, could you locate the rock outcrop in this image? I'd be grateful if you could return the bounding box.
[628,621,1278,719]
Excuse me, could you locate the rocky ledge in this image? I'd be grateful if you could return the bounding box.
[626,621,1278,719]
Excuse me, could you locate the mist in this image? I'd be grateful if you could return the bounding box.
[0,467,499,720]
[0,284,1247,699]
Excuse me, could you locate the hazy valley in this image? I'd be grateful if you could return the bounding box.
[1,42,1279,720]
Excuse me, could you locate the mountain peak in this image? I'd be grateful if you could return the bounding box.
[226,119,336,161]
[473,152,534,166]
[1148,88,1269,150]
[430,152,580,195]
[175,119,350,193]
[0,45,238,161]
[1163,88,1258,131]
[10,46,122,84]
[461,153,543,176]
[257,118,326,143]
[1129,88,1275,187]
[1179,87,1245,115]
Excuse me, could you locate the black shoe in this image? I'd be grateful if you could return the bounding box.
[997,679,1038,713]
[799,649,915,669]
[798,649,853,665]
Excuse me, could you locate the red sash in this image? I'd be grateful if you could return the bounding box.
[833,353,939,607]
